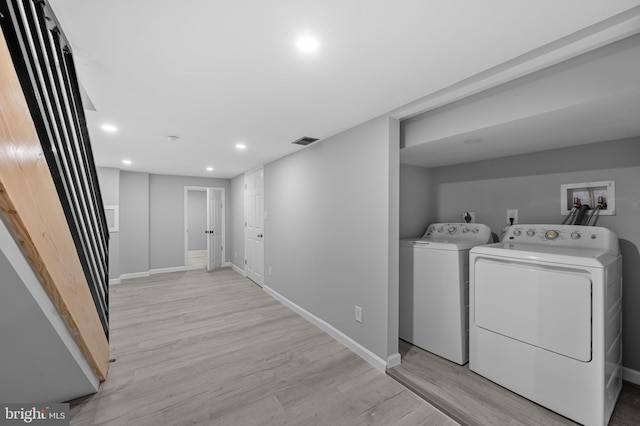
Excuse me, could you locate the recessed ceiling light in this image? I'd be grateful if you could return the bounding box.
[101,123,118,133]
[235,143,247,150]
[296,35,319,53]
[463,138,484,145]
[122,159,132,165]
[206,167,214,172]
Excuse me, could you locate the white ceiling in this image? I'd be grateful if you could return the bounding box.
[48,0,640,178]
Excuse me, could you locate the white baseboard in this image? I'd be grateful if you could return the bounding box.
[387,352,401,369]
[623,367,640,385]
[109,278,121,285]
[150,266,186,275]
[230,262,246,276]
[263,285,388,372]
[119,271,150,280]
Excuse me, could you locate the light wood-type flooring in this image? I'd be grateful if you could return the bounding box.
[388,339,640,426]
[69,269,456,425]
[187,250,207,268]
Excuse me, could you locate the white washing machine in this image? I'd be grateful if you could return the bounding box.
[469,225,623,426]
[399,223,492,365]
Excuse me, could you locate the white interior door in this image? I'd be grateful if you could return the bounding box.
[206,188,223,271]
[245,167,264,286]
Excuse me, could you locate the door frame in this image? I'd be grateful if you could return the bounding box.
[183,186,226,270]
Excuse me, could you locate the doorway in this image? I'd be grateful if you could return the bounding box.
[184,186,226,271]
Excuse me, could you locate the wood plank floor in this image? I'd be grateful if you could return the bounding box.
[388,339,640,426]
[69,269,456,425]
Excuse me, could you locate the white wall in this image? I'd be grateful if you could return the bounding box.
[264,115,399,362]
[399,164,433,238]
[403,35,640,150]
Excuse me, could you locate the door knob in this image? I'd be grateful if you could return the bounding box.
[258,234,263,238]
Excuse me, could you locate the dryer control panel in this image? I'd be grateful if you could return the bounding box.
[422,223,492,244]
[503,224,618,253]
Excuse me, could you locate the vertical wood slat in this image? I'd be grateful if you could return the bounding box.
[0,15,108,379]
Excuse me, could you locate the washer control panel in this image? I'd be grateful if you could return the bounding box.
[423,223,492,243]
[503,224,618,252]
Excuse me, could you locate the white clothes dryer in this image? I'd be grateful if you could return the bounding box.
[400,223,492,365]
[469,225,623,426]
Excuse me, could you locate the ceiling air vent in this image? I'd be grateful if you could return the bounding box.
[292,136,319,146]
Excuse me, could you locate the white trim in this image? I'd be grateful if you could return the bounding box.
[150,266,185,275]
[119,271,150,280]
[229,262,246,276]
[390,6,640,120]
[387,353,402,369]
[109,278,121,285]
[623,367,640,386]
[104,205,119,233]
[263,285,388,372]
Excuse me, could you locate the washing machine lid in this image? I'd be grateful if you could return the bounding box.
[471,241,619,268]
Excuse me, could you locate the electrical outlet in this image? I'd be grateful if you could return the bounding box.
[507,209,518,225]
[462,212,476,223]
[355,306,363,323]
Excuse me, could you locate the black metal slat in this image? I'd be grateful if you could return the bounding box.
[31,0,108,335]
[34,4,109,333]
[47,27,107,290]
[1,0,109,337]
[52,18,109,327]
[24,0,102,302]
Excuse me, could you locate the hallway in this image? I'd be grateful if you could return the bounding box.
[70,269,453,425]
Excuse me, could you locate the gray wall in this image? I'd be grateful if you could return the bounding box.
[149,174,230,270]
[230,174,245,270]
[99,169,231,277]
[0,220,98,402]
[409,138,640,371]
[264,115,399,361]
[187,190,207,251]
[119,171,150,275]
[96,167,120,279]
[399,164,433,238]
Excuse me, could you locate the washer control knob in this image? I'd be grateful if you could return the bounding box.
[571,231,581,240]
[448,227,457,234]
[513,229,522,236]
[462,227,469,233]
[545,230,559,240]
[526,230,535,237]
[437,227,444,233]
[472,228,479,233]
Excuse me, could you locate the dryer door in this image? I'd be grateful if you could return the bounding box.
[474,259,592,362]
